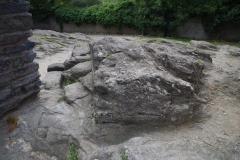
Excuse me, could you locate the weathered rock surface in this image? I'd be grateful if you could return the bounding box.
[93,37,212,123]
[1,30,240,160]
[0,1,30,15]
[64,43,91,70]
[41,71,62,89]
[90,136,237,160]
[64,61,92,79]
[64,55,91,70]
[64,82,89,103]
[38,44,63,54]
[81,72,94,92]
[190,40,219,51]
[0,88,95,160]
[221,45,240,56]
[0,1,40,116]
[0,13,33,34]
[0,30,32,46]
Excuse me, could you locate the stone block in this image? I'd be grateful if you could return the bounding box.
[47,63,65,72]
[0,1,40,117]
[0,30,32,46]
[21,51,37,63]
[0,40,35,55]
[12,71,40,88]
[0,13,33,34]
[41,71,62,89]
[0,98,20,116]
[0,62,39,84]
[70,61,92,78]
[22,80,41,93]
[0,58,11,73]
[0,51,37,73]
[0,89,12,102]
[0,1,30,15]
[64,82,89,103]
[0,87,40,115]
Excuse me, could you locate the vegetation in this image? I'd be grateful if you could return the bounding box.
[91,113,99,124]
[197,59,202,65]
[62,77,79,87]
[27,0,240,36]
[120,150,127,160]
[67,144,78,160]
[60,91,66,100]
[6,114,19,133]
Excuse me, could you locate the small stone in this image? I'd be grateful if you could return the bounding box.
[47,63,65,72]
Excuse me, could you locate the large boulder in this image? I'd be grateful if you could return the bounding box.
[92,37,212,124]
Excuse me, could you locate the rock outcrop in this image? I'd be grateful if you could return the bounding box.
[190,40,219,51]
[0,0,40,116]
[1,31,240,160]
[221,45,240,56]
[92,37,212,124]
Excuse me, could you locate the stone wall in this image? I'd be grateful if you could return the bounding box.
[0,0,40,116]
[169,18,209,40]
[33,17,165,36]
[169,18,240,41]
[33,17,240,41]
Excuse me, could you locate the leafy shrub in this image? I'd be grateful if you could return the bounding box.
[67,144,78,160]
[28,0,240,35]
[202,0,240,33]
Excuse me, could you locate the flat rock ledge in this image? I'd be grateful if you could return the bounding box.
[92,37,212,124]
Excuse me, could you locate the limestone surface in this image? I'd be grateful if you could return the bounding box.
[190,40,219,51]
[1,30,240,160]
[93,37,212,124]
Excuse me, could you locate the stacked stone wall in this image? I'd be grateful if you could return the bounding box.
[0,0,40,116]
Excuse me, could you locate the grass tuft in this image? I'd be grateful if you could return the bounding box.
[60,91,66,101]
[120,150,127,160]
[6,114,19,133]
[67,144,78,160]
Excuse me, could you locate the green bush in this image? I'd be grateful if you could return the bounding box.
[67,144,78,160]
[28,0,240,35]
[202,0,240,33]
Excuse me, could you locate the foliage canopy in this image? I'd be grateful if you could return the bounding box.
[27,0,240,35]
